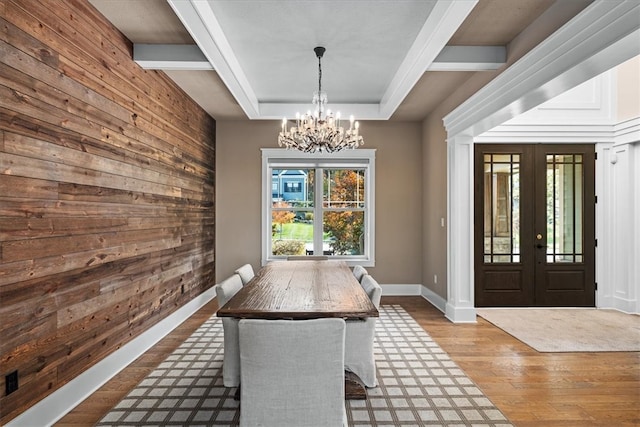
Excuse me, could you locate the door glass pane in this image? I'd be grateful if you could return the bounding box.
[546,155,583,263]
[483,154,520,263]
[271,169,314,256]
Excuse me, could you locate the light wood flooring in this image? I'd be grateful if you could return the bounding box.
[55,296,639,427]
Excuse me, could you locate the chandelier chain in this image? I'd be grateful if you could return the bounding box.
[317,54,322,115]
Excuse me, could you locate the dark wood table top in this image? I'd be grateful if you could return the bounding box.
[217,260,379,320]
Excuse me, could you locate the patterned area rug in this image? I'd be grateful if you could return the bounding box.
[97,305,512,426]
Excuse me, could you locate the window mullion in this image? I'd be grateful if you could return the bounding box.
[313,167,324,255]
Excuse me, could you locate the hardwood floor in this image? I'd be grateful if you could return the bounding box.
[55,296,639,427]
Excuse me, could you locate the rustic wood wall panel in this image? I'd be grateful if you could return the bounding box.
[0,0,216,422]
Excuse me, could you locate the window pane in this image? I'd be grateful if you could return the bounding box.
[271,169,314,208]
[546,154,583,263]
[271,208,313,256]
[483,154,520,263]
[323,169,365,208]
[323,211,365,255]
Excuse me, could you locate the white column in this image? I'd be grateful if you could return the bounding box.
[600,139,639,313]
[595,143,614,308]
[633,142,640,313]
[446,135,476,322]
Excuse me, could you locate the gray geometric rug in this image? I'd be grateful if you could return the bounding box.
[97,305,512,426]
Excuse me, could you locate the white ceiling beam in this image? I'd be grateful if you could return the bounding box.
[133,44,213,70]
[132,43,508,83]
[167,0,260,119]
[378,0,479,119]
[429,46,506,71]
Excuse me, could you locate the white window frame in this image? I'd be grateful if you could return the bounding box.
[261,148,376,267]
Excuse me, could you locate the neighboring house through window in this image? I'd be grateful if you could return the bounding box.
[262,148,375,266]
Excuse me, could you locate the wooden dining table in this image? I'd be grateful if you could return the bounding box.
[217,260,379,320]
[217,260,379,398]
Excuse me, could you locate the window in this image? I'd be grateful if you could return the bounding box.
[284,181,301,193]
[262,148,375,266]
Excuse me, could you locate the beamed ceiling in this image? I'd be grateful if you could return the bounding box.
[88,0,594,122]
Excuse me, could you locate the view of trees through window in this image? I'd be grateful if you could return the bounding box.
[271,168,366,257]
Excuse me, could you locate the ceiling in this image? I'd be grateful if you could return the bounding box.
[88,0,565,122]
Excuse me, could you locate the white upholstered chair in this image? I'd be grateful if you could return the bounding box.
[215,273,244,387]
[344,274,382,388]
[238,318,347,427]
[352,265,368,282]
[234,263,255,286]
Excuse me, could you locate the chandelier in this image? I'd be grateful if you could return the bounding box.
[278,47,364,153]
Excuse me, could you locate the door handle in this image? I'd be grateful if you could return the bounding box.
[536,233,544,249]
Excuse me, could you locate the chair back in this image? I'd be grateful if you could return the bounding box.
[361,275,382,309]
[239,318,346,427]
[352,265,368,282]
[216,273,243,307]
[234,263,255,286]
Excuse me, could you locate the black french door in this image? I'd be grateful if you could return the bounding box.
[474,144,595,307]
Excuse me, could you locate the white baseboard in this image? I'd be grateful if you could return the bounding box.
[7,287,218,427]
[445,302,478,323]
[380,284,448,315]
[611,295,639,314]
[380,284,423,296]
[420,286,448,314]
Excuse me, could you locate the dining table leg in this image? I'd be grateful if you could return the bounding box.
[345,371,367,399]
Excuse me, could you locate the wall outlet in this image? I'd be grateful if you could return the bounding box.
[6,370,18,395]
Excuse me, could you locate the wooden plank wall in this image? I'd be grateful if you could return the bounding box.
[0,0,216,422]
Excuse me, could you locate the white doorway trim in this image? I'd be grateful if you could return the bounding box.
[442,1,640,323]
